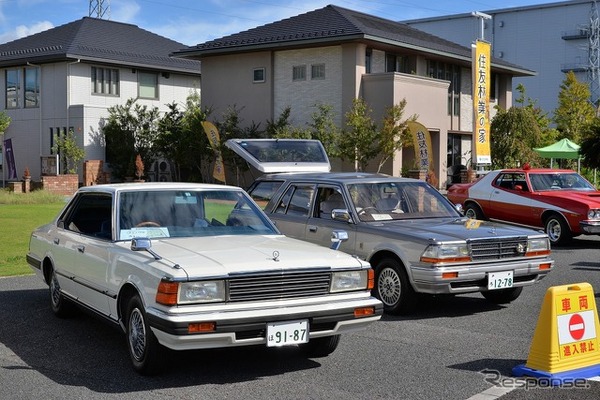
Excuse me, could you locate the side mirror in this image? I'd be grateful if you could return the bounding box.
[455,204,464,214]
[131,238,162,260]
[330,230,349,250]
[331,208,352,223]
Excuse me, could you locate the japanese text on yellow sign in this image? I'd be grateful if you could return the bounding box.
[556,292,598,360]
[472,40,491,165]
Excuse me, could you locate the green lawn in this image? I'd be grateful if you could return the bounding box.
[0,191,65,277]
[0,190,251,277]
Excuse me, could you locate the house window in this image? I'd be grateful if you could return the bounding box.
[427,61,461,116]
[91,67,119,95]
[311,64,325,80]
[253,68,265,83]
[292,65,306,81]
[385,54,409,73]
[5,68,21,109]
[5,67,40,109]
[365,48,372,73]
[24,67,40,108]
[138,71,158,99]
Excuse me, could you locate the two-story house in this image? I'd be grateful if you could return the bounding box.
[175,5,534,189]
[0,17,201,184]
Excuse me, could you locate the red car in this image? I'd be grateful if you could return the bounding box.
[447,167,600,245]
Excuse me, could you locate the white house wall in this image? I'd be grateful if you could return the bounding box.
[2,61,200,180]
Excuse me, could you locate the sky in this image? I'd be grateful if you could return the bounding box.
[0,0,556,46]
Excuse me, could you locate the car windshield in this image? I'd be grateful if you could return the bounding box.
[117,189,278,241]
[528,172,596,191]
[347,181,460,222]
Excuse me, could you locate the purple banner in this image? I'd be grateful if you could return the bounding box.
[3,138,17,180]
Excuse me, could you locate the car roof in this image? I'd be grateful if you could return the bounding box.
[75,182,243,195]
[257,171,422,184]
[497,168,576,174]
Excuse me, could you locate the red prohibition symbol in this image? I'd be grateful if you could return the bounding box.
[569,313,585,341]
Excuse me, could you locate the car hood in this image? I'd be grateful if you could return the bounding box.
[368,217,544,242]
[537,190,600,206]
[140,235,365,278]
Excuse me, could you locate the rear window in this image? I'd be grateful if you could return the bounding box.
[248,180,283,209]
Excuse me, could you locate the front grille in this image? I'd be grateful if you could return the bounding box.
[228,271,331,301]
[469,237,528,261]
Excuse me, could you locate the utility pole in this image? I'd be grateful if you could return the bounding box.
[89,0,110,19]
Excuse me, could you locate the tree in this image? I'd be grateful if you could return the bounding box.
[307,103,341,159]
[377,99,415,173]
[490,104,542,168]
[580,118,600,169]
[553,71,595,143]
[52,129,85,174]
[514,84,558,148]
[339,98,414,172]
[216,105,262,186]
[0,111,10,133]
[270,104,341,160]
[339,98,379,171]
[155,92,211,182]
[266,106,304,138]
[103,99,160,180]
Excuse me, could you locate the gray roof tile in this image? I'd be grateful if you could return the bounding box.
[0,17,200,74]
[175,4,531,75]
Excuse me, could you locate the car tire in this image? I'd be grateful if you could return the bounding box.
[544,214,572,246]
[464,203,485,220]
[374,258,417,315]
[481,287,523,304]
[125,295,164,375]
[49,268,75,318]
[301,335,340,358]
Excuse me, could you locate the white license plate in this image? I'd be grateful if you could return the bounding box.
[488,271,514,290]
[266,320,308,347]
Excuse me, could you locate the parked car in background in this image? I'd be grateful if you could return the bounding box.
[226,139,555,315]
[447,167,600,246]
[27,183,382,375]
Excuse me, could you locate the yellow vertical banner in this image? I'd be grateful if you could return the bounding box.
[472,40,491,165]
[407,121,434,172]
[201,121,226,183]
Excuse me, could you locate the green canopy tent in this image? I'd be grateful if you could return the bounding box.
[534,138,581,172]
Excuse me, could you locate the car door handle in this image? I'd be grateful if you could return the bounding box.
[308,225,318,232]
[77,245,85,253]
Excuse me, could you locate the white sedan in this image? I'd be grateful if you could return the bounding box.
[27,182,382,375]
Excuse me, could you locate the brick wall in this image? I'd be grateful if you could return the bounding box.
[83,160,110,186]
[41,175,79,196]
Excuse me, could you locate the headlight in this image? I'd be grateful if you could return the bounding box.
[330,270,368,292]
[588,209,600,220]
[178,281,226,304]
[526,237,551,256]
[420,243,470,263]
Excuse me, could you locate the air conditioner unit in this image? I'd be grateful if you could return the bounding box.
[146,159,174,182]
[156,159,174,182]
